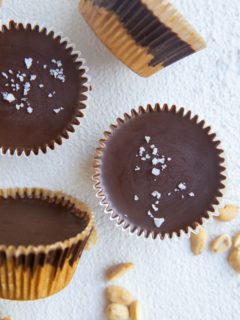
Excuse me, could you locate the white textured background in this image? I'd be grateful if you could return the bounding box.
[0,0,240,319]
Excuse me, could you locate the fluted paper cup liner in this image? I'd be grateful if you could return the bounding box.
[80,0,206,77]
[0,188,94,300]
[0,21,90,156]
[93,103,226,240]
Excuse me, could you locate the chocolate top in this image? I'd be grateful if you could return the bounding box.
[0,197,87,246]
[99,107,225,237]
[0,22,88,155]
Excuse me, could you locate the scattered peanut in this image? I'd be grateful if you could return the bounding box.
[232,232,240,248]
[106,263,135,281]
[228,247,240,273]
[129,301,143,320]
[106,286,134,306]
[85,228,97,251]
[217,204,238,222]
[210,234,232,253]
[190,227,208,255]
[105,303,129,320]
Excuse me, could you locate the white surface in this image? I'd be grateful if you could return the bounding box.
[0,0,240,319]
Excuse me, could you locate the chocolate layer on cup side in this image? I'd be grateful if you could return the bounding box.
[0,195,90,268]
[0,21,88,155]
[97,106,225,238]
[90,0,196,67]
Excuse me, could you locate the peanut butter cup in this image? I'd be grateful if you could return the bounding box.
[0,21,89,156]
[0,188,94,300]
[80,0,206,77]
[93,104,226,239]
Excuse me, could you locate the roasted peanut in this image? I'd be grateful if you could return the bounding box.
[217,204,238,222]
[105,303,129,320]
[129,300,143,320]
[229,247,240,273]
[106,263,135,281]
[233,232,240,248]
[190,227,208,255]
[106,286,134,306]
[210,234,232,253]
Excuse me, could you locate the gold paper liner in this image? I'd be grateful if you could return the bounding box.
[0,188,94,300]
[93,103,226,240]
[80,0,206,77]
[0,21,90,156]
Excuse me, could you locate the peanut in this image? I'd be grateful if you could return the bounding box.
[228,247,240,273]
[190,227,208,255]
[106,263,135,281]
[85,228,97,251]
[210,234,232,253]
[129,301,143,320]
[105,303,129,320]
[217,204,238,222]
[106,286,134,306]
[233,232,240,248]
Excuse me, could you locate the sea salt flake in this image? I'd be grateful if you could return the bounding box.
[27,106,33,114]
[53,107,64,114]
[141,157,146,161]
[154,217,165,228]
[152,147,158,155]
[148,210,154,218]
[152,204,158,212]
[23,82,31,96]
[135,166,140,171]
[145,136,151,143]
[181,194,185,199]
[30,74,37,81]
[24,57,33,69]
[139,146,145,157]
[2,92,16,103]
[1,72,8,79]
[150,144,155,149]
[15,103,24,110]
[178,182,187,191]
[145,154,151,159]
[39,84,44,88]
[43,64,47,69]
[134,195,139,201]
[161,164,167,170]
[167,157,172,161]
[16,73,25,82]
[9,69,13,74]
[188,192,195,197]
[50,67,65,83]
[155,201,159,205]
[151,191,161,199]
[168,192,171,196]
[152,168,161,176]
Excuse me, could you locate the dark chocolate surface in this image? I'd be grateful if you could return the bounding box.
[91,0,195,67]
[100,108,225,237]
[0,197,87,246]
[0,22,88,155]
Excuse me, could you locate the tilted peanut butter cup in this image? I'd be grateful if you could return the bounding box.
[0,21,89,156]
[0,188,94,300]
[80,0,206,77]
[93,104,226,239]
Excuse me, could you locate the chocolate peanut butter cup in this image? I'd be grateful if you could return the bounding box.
[93,104,226,239]
[0,21,89,156]
[80,0,206,77]
[0,188,94,300]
